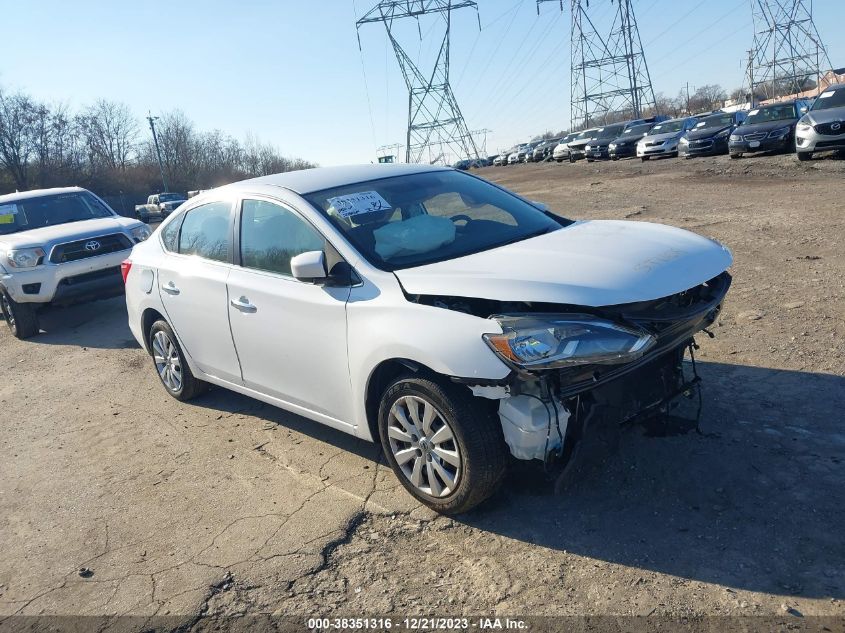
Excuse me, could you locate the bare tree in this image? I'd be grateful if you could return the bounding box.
[0,89,40,189]
[77,100,139,171]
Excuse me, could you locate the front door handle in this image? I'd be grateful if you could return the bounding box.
[161,281,180,295]
[230,296,257,313]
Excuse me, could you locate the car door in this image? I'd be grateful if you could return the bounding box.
[226,197,354,428]
[157,200,243,384]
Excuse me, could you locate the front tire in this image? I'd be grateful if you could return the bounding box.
[730,153,742,159]
[149,320,207,401]
[797,151,813,162]
[378,376,508,514]
[641,156,649,161]
[0,290,39,339]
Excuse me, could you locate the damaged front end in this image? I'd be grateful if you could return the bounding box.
[417,272,731,479]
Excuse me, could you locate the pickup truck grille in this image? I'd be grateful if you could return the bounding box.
[49,233,133,264]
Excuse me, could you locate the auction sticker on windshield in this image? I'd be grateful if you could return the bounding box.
[819,91,835,99]
[0,204,18,224]
[328,191,392,219]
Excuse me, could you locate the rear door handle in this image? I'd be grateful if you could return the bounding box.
[161,281,180,295]
[230,296,257,313]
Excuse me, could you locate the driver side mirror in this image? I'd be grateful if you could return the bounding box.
[291,250,327,283]
[799,105,809,115]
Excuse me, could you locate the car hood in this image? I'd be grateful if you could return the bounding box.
[802,108,845,126]
[640,131,681,143]
[0,216,141,250]
[394,220,733,306]
[687,126,731,141]
[735,119,796,135]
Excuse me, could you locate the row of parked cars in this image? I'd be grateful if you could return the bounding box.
[489,82,845,166]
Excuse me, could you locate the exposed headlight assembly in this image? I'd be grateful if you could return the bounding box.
[6,247,45,269]
[679,137,690,145]
[131,225,152,242]
[483,314,656,370]
[796,123,813,134]
[714,128,731,139]
[729,134,741,142]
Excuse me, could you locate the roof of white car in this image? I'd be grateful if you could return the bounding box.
[0,186,86,203]
[237,163,450,195]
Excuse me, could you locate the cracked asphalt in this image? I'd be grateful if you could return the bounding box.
[1,154,843,626]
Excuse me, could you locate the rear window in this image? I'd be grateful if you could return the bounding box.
[0,192,114,235]
[177,201,232,262]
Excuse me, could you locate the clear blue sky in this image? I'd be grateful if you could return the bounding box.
[3,0,842,165]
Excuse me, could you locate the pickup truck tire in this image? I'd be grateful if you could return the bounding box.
[378,375,508,515]
[149,320,208,401]
[0,290,39,339]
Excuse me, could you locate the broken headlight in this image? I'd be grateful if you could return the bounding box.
[483,314,656,370]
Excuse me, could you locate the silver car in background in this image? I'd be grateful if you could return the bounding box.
[796,83,845,161]
[637,117,698,161]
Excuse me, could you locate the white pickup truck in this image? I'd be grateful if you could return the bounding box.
[134,192,187,223]
[0,187,151,339]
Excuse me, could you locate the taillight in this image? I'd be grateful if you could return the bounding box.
[120,259,132,283]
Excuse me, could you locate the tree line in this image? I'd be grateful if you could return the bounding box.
[0,84,316,212]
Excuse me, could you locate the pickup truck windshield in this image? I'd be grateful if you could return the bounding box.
[0,192,114,235]
[158,193,186,202]
[305,170,566,271]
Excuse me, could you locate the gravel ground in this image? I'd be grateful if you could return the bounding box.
[0,152,843,629]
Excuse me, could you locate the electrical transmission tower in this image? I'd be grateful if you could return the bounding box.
[749,0,831,101]
[356,1,481,165]
[538,0,656,130]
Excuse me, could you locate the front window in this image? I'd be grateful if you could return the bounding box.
[240,199,324,276]
[0,191,115,235]
[743,104,796,124]
[623,123,652,136]
[650,120,686,134]
[304,170,565,271]
[159,193,186,203]
[694,114,735,129]
[595,125,624,139]
[812,88,845,111]
[574,129,594,140]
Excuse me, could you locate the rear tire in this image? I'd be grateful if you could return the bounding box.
[0,290,39,339]
[797,152,812,162]
[148,320,208,401]
[378,375,508,514]
[730,153,742,159]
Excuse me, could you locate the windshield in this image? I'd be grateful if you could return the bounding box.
[595,125,624,139]
[743,104,796,124]
[0,192,114,235]
[304,170,565,271]
[695,114,735,129]
[649,120,685,134]
[812,89,845,111]
[622,123,652,136]
[574,129,595,140]
[159,193,186,202]
[561,134,577,143]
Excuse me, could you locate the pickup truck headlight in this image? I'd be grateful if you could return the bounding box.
[131,225,152,242]
[483,314,656,370]
[768,126,790,138]
[6,247,46,269]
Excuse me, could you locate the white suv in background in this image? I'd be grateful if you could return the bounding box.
[124,164,732,513]
[0,187,151,339]
[796,83,845,160]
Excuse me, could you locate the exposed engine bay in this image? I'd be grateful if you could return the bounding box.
[409,272,731,474]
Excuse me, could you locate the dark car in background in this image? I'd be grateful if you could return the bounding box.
[680,111,747,158]
[532,138,560,162]
[608,121,656,160]
[584,123,627,161]
[728,100,809,159]
[453,159,471,171]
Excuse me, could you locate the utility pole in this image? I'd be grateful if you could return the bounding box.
[356,1,481,165]
[146,113,168,193]
[685,82,691,114]
[538,0,656,130]
[749,0,831,101]
[746,49,756,106]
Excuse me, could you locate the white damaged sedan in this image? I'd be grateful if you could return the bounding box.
[124,164,732,513]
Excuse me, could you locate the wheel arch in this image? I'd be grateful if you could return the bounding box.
[140,307,167,354]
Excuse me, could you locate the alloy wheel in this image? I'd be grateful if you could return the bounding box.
[152,330,183,392]
[386,395,462,498]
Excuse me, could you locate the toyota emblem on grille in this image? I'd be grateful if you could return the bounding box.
[832,122,842,131]
[84,240,101,252]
